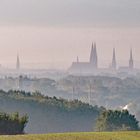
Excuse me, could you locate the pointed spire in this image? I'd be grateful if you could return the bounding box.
[90,42,98,68]
[16,54,20,70]
[111,48,117,70]
[77,56,79,63]
[130,48,133,60]
[129,48,134,69]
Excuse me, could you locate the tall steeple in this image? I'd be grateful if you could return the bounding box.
[77,56,79,63]
[90,42,98,68]
[16,54,20,70]
[111,48,117,70]
[129,48,134,69]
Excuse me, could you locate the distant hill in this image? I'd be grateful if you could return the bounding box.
[0,90,104,134]
[57,75,140,121]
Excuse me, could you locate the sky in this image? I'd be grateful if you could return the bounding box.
[0,0,140,69]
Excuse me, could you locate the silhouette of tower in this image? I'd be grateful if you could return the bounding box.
[90,42,98,68]
[16,54,20,70]
[129,48,134,69]
[111,48,117,70]
[77,56,79,63]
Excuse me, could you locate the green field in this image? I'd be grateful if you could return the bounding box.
[0,132,140,140]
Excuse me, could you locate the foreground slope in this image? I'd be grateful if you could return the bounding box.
[0,132,140,140]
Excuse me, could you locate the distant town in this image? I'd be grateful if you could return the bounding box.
[0,42,139,79]
[0,42,139,135]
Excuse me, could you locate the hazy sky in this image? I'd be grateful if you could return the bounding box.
[0,0,140,69]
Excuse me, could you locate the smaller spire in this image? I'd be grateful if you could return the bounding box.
[129,48,134,69]
[16,54,20,70]
[90,42,98,68]
[130,48,133,60]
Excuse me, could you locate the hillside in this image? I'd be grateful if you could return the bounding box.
[0,90,104,134]
[0,132,140,140]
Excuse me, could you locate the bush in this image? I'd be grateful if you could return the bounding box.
[95,110,139,131]
[0,112,28,135]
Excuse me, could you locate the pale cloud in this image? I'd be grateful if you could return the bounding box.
[0,0,140,27]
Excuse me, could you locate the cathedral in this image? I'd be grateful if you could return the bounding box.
[68,43,98,74]
[68,43,134,75]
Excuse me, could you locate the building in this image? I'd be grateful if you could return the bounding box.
[68,43,98,74]
[68,43,135,75]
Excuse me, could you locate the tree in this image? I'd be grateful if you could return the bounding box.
[0,112,28,135]
[95,110,139,131]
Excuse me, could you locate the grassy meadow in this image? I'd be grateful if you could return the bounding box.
[0,132,140,140]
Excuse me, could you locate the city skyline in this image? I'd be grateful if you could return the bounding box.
[0,42,138,70]
[69,43,135,75]
[0,26,140,70]
[0,1,140,69]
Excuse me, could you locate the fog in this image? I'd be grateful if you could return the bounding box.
[0,26,140,69]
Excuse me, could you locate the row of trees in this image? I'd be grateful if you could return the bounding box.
[0,89,104,113]
[96,110,139,131]
[0,112,28,135]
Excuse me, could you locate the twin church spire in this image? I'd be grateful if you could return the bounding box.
[90,42,98,68]
[16,54,20,71]
[76,42,98,69]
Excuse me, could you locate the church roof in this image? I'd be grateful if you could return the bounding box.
[70,62,90,69]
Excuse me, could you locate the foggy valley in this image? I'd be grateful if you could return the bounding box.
[0,0,140,139]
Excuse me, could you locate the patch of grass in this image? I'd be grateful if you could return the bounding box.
[0,131,140,140]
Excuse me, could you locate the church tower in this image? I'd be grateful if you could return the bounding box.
[90,42,98,68]
[129,48,134,69]
[111,48,117,70]
[77,56,79,63]
[16,54,20,70]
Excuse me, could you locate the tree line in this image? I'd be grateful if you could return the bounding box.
[96,110,139,131]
